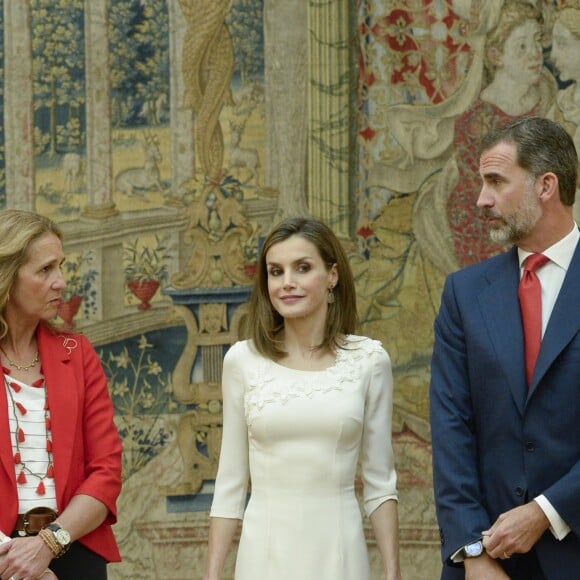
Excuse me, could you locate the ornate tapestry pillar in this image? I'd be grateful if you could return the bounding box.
[3,1,35,209]
[166,0,195,200]
[264,0,308,220]
[81,0,118,219]
[307,0,354,237]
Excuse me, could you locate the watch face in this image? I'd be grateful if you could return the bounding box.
[48,524,71,546]
[465,540,483,557]
[54,528,71,546]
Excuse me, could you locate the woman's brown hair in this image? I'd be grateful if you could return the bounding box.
[247,217,358,359]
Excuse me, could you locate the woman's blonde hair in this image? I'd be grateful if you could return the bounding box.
[247,216,358,360]
[0,209,62,339]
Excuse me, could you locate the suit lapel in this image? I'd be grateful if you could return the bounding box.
[530,243,580,395]
[478,248,528,415]
[0,373,15,485]
[38,325,78,506]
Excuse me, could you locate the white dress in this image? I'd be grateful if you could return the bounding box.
[210,336,398,580]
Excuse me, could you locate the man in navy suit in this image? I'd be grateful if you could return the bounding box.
[430,116,580,579]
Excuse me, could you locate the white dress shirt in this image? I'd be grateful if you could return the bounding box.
[518,223,579,541]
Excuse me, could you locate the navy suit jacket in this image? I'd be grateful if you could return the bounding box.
[430,243,580,579]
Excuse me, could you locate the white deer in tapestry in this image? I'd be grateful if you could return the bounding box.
[114,132,163,197]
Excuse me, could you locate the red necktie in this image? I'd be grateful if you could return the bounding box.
[518,254,549,385]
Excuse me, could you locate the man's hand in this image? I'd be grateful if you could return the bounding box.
[464,552,510,580]
[482,502,549,559]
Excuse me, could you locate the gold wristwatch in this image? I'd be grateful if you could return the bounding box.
[46,523,71,555]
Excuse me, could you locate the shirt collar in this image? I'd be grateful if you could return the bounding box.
[518,224,580,271]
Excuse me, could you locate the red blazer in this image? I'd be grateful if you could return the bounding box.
[0,324,122,562]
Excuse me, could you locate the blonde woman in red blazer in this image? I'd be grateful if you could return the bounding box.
[0,210,122,580]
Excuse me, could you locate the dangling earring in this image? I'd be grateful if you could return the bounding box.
[327,286,335,304]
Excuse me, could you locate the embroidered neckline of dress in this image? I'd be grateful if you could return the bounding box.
[244,335,384,425]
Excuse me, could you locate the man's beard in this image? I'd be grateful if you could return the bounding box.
[488,185,542,245]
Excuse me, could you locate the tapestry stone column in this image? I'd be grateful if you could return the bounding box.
[264,0,308,221]
[4,1,35,209]
[167,0,195,201]
[308,0,354,238]
[82,0,118,219]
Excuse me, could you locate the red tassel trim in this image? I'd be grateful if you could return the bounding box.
[17,427,25,443]
[17,470,27,484]
[36,480,46,495]
[44,400,49,411]
[32,378,44,388]
[45,416,51,430]
[46,464,54,478]
[15,401,27,415]
[1,365,11,375]
[13,452,21,464]
[8,381,21,393]
[46,439,53,452]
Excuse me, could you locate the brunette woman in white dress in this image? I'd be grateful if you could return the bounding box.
[203,217,401,580]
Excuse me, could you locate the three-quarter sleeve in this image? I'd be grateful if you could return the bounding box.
[210,341,250,519]
[360,346,398,517]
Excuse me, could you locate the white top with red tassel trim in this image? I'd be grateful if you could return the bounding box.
[3,372,57,513]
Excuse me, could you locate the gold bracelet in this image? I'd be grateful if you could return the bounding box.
[38,528,62,557]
